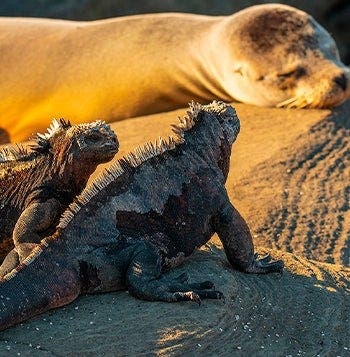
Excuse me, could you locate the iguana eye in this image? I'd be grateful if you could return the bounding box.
[86,133,101,142]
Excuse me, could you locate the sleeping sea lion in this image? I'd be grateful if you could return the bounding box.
[0,3,349,142]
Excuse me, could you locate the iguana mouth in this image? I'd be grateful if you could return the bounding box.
[106,143,119,151]
[102,142,119,154]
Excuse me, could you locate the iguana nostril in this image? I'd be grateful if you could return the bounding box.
[333,73,347,91]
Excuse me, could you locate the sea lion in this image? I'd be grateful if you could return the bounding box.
[0,3,349,142]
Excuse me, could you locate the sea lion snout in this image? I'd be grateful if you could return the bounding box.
[324,66,350,106]
[294,65,350,108]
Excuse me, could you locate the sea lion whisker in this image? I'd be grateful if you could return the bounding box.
[286,99,299,109]
[277,97,298,108]
[296,98,308,109]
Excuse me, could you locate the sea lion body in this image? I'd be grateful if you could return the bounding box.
[0,4,349,142]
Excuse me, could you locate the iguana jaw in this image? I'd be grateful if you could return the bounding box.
[86,139,119,163]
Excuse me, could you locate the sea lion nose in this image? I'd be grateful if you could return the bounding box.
[333,73,348,91]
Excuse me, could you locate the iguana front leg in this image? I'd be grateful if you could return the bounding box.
[0,199,62,276]
[213,199,283,273]
[126,241,223,304]
[13,198,62,260]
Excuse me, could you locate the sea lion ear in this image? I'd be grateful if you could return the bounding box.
[59,118,72,130]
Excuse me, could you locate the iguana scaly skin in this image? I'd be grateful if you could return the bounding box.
[0,102,283,331]
[0,119,118,275]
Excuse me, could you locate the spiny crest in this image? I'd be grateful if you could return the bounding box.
[125,136,178,167]
[32,118,72,153]
[57,159,124,229]
[67,120,110,137]
[170,102,199,139]
[170,100,230,138]
[0,118,74,163]
[201,100,233,115]
[0,144,29,163]
[36,118,71,141]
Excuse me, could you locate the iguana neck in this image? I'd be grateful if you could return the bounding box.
[181,117,231,181]
[35,152,90,199]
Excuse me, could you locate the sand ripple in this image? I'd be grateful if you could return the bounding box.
[235,104,350,266]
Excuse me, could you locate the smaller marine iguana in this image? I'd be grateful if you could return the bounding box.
[0,119,118,275]
[0,102,283,331]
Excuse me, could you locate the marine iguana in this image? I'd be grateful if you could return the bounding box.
[0,101,283,331]
[0,119,118,275]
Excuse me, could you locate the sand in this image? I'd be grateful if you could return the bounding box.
[0,102,349,355]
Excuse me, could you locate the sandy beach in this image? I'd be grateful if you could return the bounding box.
[0,102,349,355]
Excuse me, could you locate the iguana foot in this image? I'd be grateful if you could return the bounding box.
[126,241,224,303]
[0,249,20,278]
[246,254,284,274]
[254,253,271,263]
[139,278,224,304]
[173,289,224,305]
[168,278,222,304]
[130,272,224,304]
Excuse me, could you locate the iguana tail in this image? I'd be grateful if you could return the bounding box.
[0,241,81,331]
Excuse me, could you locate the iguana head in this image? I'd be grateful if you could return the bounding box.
[32,119,118,188]
[198,102,240,179]
[171,101,240,179]
[64,120,119,164]
[177,101,240,145]
[33,119,118,163]
[205,101,240,145]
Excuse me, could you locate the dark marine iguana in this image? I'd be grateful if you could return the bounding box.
[0,119,118,275]
[0,101,283,331]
